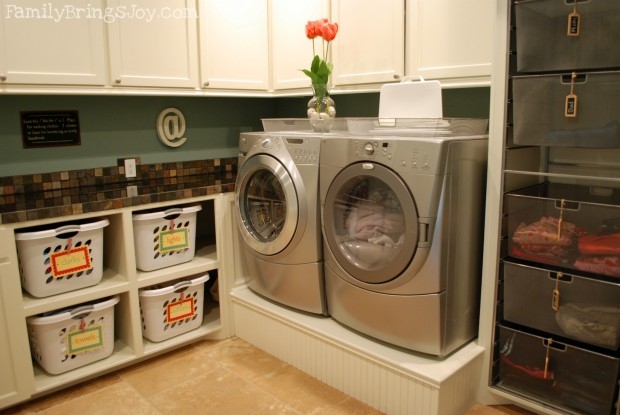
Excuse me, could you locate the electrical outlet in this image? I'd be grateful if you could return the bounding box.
[124,158,137,178]
[126,185,138,197]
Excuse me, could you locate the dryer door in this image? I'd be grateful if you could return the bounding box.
[236,154,299,256]
[323,162,419,284]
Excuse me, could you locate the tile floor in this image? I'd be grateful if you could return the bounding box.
[4,337,535,415]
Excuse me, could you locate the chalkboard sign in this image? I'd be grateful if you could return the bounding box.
[21,111,81,148]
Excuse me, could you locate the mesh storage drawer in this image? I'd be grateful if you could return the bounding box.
[514,0,620,73]
[512,71,620,148]
[26,296,119,374]
[15,218,109,298]
[505,183,620,278]
[139,273,209,342]
[132,205,201,271]
[496,325,620,415]
[503,261,620,350]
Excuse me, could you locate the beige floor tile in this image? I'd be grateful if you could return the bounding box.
[253,364,352,414]
[314,396,386,415]
[466,403,534,414]
[119,342,220,397]
[148,366,298,415]
[28,381,161,415]
[198,337,290,382]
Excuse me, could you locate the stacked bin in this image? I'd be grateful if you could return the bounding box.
[494,2,620,414]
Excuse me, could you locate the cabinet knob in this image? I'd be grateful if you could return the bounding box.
[393,74,400,80]
[0,75,6,81]
[115,78,121,84]
[203,81,209,87]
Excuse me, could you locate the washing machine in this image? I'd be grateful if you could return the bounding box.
[320,122,488,356]
[235,131,327,315]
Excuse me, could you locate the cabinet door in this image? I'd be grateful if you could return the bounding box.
[198,0,269,90]
[107,0,198,88]
[405,0,493,85]
[331,0,404,86]
[0,0,106,85]
[270,0,329,90]
[0,228,33,408]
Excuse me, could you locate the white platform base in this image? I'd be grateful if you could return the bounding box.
[231,287,485,415]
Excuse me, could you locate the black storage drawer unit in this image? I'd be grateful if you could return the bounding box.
[496,325,620,415]
[505,182,620,278]
[514,0,620,73]
[503,261,620,350]
[512,71,620,148]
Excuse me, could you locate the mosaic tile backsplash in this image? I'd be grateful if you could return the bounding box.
[0,158,237,224]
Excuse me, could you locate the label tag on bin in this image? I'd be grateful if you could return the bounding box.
[51,245,93,278]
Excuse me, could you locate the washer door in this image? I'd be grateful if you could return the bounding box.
[323,162,418,284]
[236,154,300,256]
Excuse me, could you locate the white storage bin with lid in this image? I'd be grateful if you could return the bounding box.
[139,273,209,342]
[26,296,119,375]
[15,218,109,298]
[132,205,202,271]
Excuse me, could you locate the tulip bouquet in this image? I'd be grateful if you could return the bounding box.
[302,18,338,127]
[302,18,339,92]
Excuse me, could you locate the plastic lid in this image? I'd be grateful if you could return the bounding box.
[15,218,110,241]
[132,205,202,221]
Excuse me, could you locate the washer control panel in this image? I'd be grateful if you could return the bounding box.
[239,133,321,165]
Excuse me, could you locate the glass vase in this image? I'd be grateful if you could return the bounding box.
[307,84,336,133]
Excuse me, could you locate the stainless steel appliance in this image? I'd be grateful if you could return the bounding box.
[235,132,326,315]
[319,120,488,356]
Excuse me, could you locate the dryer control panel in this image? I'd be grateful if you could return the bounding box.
[349,139,447,175]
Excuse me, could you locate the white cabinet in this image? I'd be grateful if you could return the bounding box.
[405,0,493,86]
[0,0,107,86]
[198,0,269,90]
[0,193,234,410]
[107,0,199,88]
[331,0,405,86]
[270,0,329,90]
[199,0,327,91]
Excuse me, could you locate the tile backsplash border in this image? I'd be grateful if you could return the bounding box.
[0,157,237,224]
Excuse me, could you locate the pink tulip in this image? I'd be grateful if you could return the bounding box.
[321,22,338,42]
[305,20,320,39]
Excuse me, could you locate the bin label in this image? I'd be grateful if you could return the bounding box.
[51,246,92,278]
[160,228,190,253]
[167,297,195,323]
[67,325,104,354]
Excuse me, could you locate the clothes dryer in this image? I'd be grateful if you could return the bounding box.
[235,132,326,315]
[320,127,488,356]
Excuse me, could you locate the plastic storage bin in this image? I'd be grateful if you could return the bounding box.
[26,296,119,375]
[139,273,209,342]
[512,71,620,148]
[15,218,109,298]
[514,0,620,73]
[503,261,620,350]
[132,205,202,272]
[496,325,620,415]
[505,182,620,277]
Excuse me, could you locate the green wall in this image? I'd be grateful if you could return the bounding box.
[0,88,489,177]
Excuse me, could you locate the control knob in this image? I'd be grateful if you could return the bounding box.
[363,142,374,155]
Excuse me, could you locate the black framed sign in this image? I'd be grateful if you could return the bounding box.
[20,110,81,148]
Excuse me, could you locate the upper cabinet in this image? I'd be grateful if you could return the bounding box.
[0,0,491,93]
[405,0,493,86]
[331,0,405,86]
[198,0,269,91]
[0,0,107,86]
[107,0,199,88]
[198,0,327,91]
[270,0,329,90]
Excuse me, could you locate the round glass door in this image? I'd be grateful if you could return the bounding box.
[324,162,418,283]
[236,154,299,256]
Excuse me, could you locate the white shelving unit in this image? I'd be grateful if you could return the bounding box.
[0,192,236,409]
